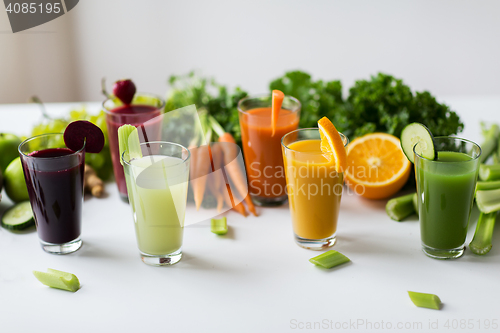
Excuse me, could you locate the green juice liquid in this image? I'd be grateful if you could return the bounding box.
[417,151,478,250]
[127,156,189,255]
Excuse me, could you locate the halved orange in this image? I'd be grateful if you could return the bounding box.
[344,133,411,199]
[318,117,347,172]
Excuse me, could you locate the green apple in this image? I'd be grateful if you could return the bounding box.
[4,157,29,203]
[0,168,3,202]
[0,133,22,174]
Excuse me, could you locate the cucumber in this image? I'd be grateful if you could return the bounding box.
[1,201,35,230]
[400,123,437,163]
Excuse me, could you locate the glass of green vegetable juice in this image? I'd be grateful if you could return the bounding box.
[122,142,190,266]
[415,137,481,259]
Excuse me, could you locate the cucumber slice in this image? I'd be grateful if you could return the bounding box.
[401,123,436,163]
[1,201,35,230]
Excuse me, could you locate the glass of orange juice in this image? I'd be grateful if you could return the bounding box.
[281,128,348,250]
[238,94,300,206]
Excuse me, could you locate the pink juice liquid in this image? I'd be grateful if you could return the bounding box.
[105,104,162,196]
[22,148,84,244]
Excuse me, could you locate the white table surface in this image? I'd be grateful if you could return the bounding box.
[1,97,499,333]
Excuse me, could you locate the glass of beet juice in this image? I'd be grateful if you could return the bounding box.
[19,133,85,254]
[103,94,165,201]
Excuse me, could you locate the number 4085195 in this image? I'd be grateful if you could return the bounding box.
[443,319,498,330]
[5,3,61,14]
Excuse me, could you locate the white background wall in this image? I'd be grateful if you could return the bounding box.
[1,0,499,104]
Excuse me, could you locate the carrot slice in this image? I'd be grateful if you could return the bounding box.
[271,90,284,137]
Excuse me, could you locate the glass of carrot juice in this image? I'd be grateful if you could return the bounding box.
[238,94,300,206]
[281,128,348,250]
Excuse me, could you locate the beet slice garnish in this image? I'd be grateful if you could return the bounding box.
[112,79,136,105]
[64,120,105,153]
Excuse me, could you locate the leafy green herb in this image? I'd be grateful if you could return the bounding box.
[165,71,463,145]
[271,71,464,140]
[165,71,247,146]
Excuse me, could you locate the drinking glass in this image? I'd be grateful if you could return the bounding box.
[238,94,300,206]
[281,128,348,250]
[122,141,190,266]
[103,94,165,201]
[415,137,481,259]
[19,133,85,254]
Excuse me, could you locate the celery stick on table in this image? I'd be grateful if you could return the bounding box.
[470,212,497,255]
[385,193,416,221]
[479,164,500,181]
[211,217,228,235]
[476,188,500,214]
[408,291,442,310]
[479,123,499,163]
[309,250,350,269]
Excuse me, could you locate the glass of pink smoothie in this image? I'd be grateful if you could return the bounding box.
[103,94,165,201]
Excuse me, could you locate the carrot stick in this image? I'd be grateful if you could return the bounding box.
[218,132,258,216]
[271,90,284,137]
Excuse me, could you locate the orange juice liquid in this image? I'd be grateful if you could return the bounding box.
[283,139,343,239]
[240,107,299,199]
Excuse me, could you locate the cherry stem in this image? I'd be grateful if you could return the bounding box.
[101,77,111,98]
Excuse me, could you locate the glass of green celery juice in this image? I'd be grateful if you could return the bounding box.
[415,137,481,259]
[122,142,190,266]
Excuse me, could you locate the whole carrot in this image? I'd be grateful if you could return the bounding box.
[207,143,224,212]
[188,144,201,209]
[221,183,248,217]
[189,111,213,210]
[192,145,211,210]
[218,132,257,216]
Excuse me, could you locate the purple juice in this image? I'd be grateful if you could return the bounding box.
[21,148,85,244]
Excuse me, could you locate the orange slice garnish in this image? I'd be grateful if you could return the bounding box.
[317,116,347,172]
[271,90,284,137]
[344,133,411,199]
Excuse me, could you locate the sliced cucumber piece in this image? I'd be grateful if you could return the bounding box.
[401,123,436,163]
[1,201,35,230]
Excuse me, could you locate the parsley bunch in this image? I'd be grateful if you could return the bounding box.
[271,71,463,139]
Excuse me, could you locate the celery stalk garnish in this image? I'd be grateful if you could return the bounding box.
[470,212,497,255]
[407,291,441,310]
[385,193,416,221]
[309,250,350,269]
[118,125,142,165]
[211,217,228,235]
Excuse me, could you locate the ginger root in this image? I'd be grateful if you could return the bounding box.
[84,164,105,197]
